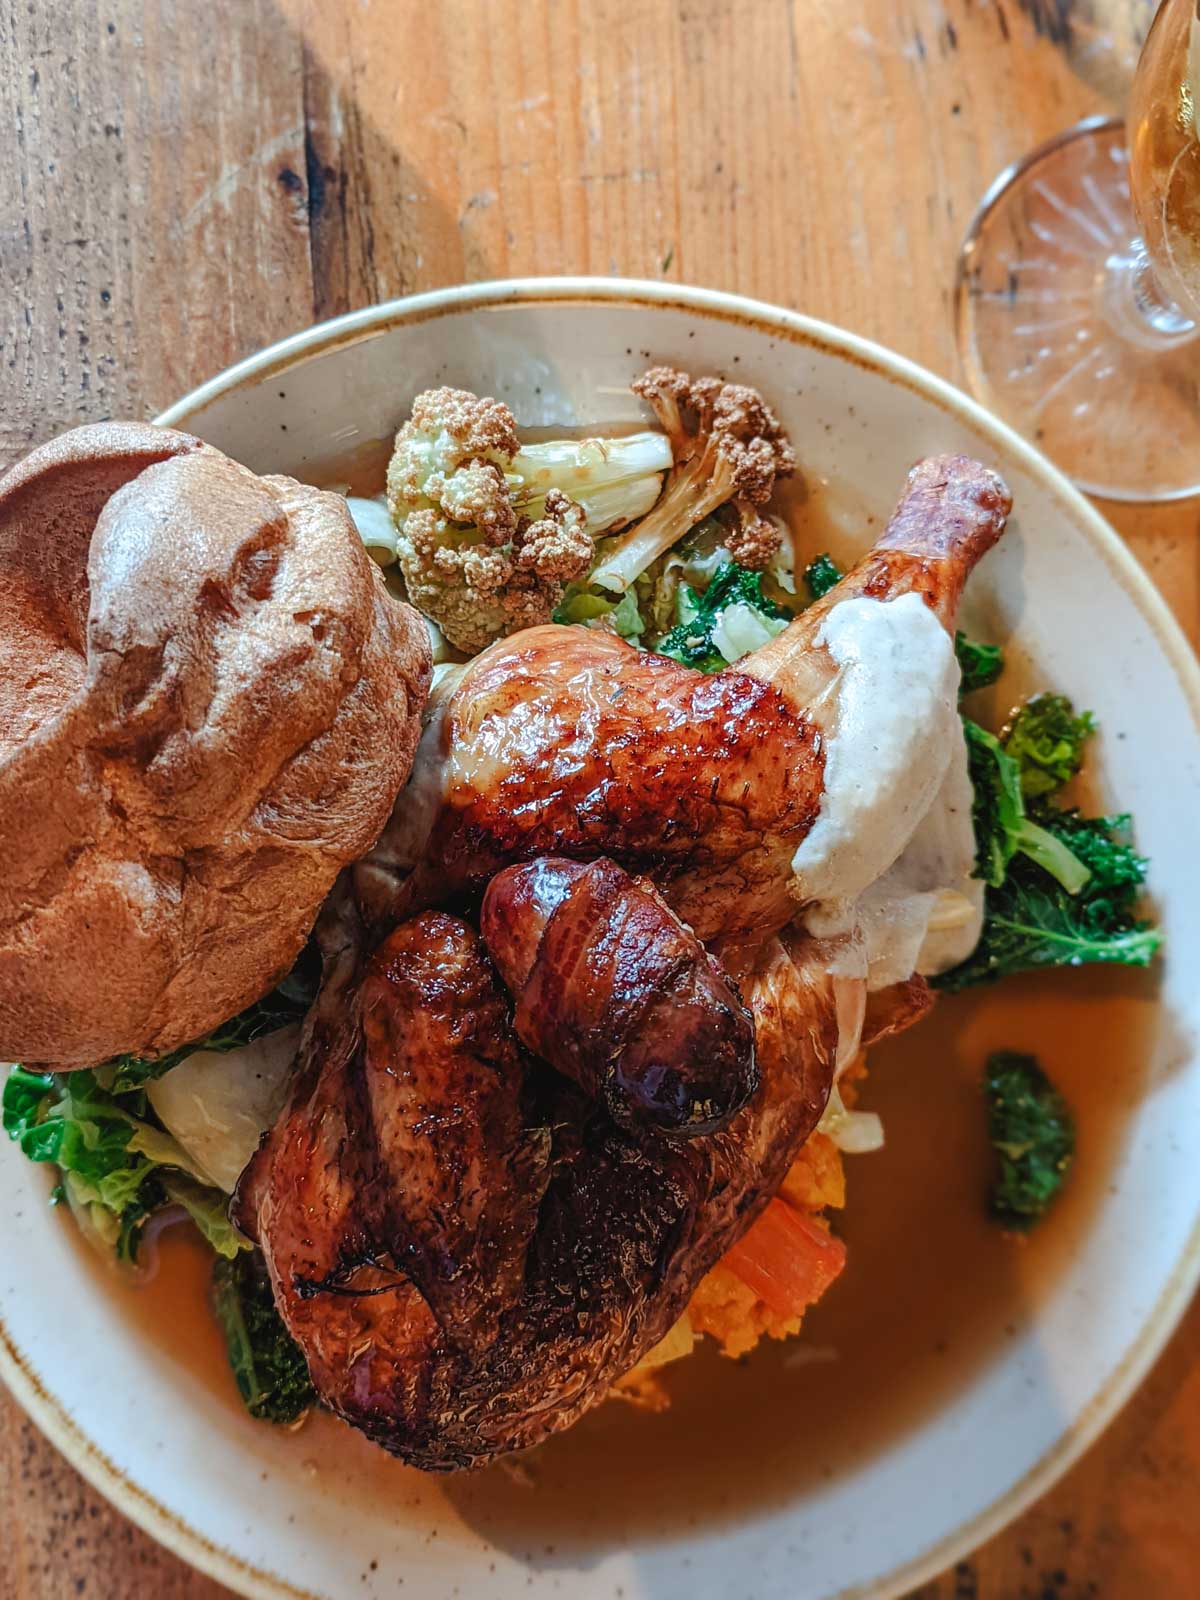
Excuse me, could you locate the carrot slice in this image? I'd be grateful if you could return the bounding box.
[722,1198,847,1318]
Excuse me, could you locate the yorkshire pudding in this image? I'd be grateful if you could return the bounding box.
[0,422,431,1070]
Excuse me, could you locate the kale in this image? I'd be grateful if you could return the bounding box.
[801,552,842,601]
[955,631,1005,695]
[963,717,1022,887]
[962,718,1091,893]
[702,561,792,625]
[2,1066,243,1264]
[656,560,792,672]
[1040,807,1151,903]
[984,1052,1076,1230]
[936,811,1161,990]
[1002,693,1096,798]
[943,673,1160,990]
[212,1250,315,1425]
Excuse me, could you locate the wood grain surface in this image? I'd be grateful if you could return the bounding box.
[1,1,1197,1596]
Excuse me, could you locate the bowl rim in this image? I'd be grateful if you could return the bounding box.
[4,274,1199,1600]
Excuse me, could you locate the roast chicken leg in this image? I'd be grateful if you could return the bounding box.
[355,455,1009,940]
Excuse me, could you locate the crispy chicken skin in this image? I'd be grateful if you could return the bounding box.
[244,454,1011,1469]
[357,915,550,1348]
[238,908,839,1470]
[357,627,823,941]
[355,454,1011,941]
[481,857,758,1136]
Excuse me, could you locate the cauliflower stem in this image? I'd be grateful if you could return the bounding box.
[509,432,672,525]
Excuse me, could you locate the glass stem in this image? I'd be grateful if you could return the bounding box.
[1104,235,1198,348]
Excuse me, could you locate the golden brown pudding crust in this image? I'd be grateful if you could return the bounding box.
[0,422,431,1070]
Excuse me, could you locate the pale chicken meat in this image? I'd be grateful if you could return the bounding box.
[241,454,1011,1469]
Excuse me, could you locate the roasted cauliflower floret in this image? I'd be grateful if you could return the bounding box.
[386,387,671,653]
[396,489,595,656]
[590,366,795,594]
[515,489,592,579]
[388,388,519,507]
[436,459,518,543]
[727,500,783,569]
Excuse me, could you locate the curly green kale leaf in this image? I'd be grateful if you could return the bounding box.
[656,560,792,672]
[1002,693,1096,798]
[984,1052,1076,1230]
[936,810,1161,991]
[962,718,1091,893]
[955,631,1005,695]
[801,551,843,601]
[212,1250,315,1425]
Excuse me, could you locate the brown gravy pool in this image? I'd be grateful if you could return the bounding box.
[70,450,1161,1548]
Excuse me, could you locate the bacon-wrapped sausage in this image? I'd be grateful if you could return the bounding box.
[481,856,756,1136]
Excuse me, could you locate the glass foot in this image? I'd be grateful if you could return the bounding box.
[957,116,1200,504]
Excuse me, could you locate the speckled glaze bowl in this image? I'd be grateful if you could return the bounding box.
[3,279,1200,1600]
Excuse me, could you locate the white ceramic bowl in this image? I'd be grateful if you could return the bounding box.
[4,279,1200,1600]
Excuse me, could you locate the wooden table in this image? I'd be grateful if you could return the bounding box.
[1,2,1198,1595]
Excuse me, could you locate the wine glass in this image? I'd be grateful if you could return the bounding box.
[956,0,1200,503]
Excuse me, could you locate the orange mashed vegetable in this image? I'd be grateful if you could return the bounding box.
[613,1062,865,1407]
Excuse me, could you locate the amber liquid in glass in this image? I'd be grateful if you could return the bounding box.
[1130,1,1200,315]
